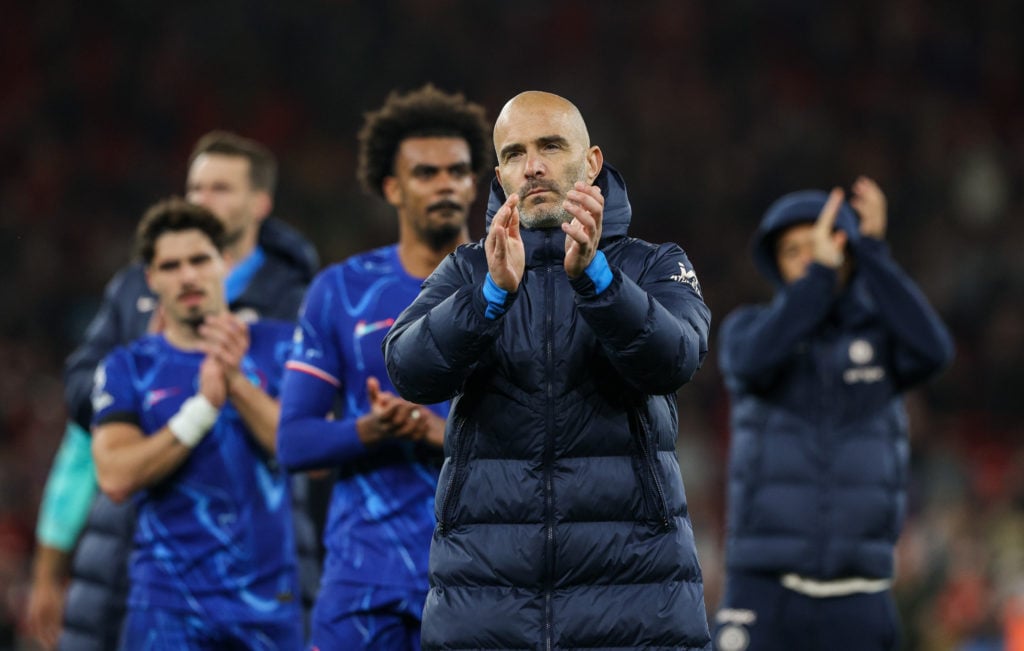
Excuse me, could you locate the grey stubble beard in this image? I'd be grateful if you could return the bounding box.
[515,160,589,229]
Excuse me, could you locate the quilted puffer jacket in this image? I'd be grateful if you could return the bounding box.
[384,165,713,650]
[718,190,954,580]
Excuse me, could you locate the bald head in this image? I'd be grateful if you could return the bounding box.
[492,91,603,229]
[493,91,591,154]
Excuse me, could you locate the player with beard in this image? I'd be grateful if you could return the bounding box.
[90,198,302,649]
[26,131,321,651]
[382,91,713,650]
[276,85,491,650]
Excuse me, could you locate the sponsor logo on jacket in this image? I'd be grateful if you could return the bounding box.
[844,338,885,384]
[715,609,755,651]
[670,262,702,297]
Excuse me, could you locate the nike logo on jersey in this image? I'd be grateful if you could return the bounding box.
[144,387,182,409]
[354,318,395,339]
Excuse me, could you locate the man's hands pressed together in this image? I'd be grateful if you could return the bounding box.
[562,181,604,279]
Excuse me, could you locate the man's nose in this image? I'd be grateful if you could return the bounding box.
[435,170,457,193]
[524,152,546,178]
[179,261,201,282]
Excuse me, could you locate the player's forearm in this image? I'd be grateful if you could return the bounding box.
[278,415,367,470]
[226,375,280,456]
[31,544,70,583]
[92,426,191,502]
[721,264,836,382]
[853,237,954,369]
[423,412,446,448]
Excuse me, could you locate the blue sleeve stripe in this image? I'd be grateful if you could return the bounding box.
[483,273,510,320]
[584,251,613,294]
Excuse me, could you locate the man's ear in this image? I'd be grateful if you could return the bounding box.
[382,176,402,208]
[253,190,273,222]
[585,146,604,184]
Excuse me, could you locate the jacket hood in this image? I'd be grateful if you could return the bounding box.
[752,189,860,286]
[485,163,632,240]
[258,217,320,282]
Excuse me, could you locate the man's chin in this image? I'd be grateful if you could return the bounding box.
[178,307,212,331]
[421,222,466,250]
[520,209,568,230]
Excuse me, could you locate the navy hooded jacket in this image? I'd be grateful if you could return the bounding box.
[57,217,321,651]
[718,191,954,580]
[384,165,713,650]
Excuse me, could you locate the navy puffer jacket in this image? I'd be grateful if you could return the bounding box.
[719,191,954,580]
[385,165,712,650]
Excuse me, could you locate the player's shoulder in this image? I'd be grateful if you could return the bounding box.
[344,244,401,276]
[121,333,166,359]
[310,244,400,286]
[101,334,165,379]
[248,318,297,369]
[104,262,154,305]
[249,318,297,343]
[106,261,147,289]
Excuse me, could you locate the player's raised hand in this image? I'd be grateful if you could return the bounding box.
[485,193,525,292]
[849,176,887,240]
[198,356,227,408]
[357,377,396,444]
[198,313,250,380]
[562,182,604,279]
[812,187,848,269]
[360,376,431,443]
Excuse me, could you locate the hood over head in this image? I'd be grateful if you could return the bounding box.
[485,163,632,240]
[752,189,860,286]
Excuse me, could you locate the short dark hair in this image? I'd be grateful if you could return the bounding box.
[357,84,491,197]
[188,130,278,193]
[135,197,226,265]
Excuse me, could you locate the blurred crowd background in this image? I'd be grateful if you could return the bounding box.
[1,1,1021,649]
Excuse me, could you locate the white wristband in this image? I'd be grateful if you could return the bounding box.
[168,395,220,448]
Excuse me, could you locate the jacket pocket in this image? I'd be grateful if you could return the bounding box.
[437,415,471,536]
[629,407,674,531]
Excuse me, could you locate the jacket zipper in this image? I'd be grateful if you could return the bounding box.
[543,240,556,651]
[632,407,672,530]
[816,337,831,575]
[437,415,469,536]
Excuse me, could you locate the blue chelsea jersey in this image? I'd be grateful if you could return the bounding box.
[91,320,299,623]
[285,244,448,590]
